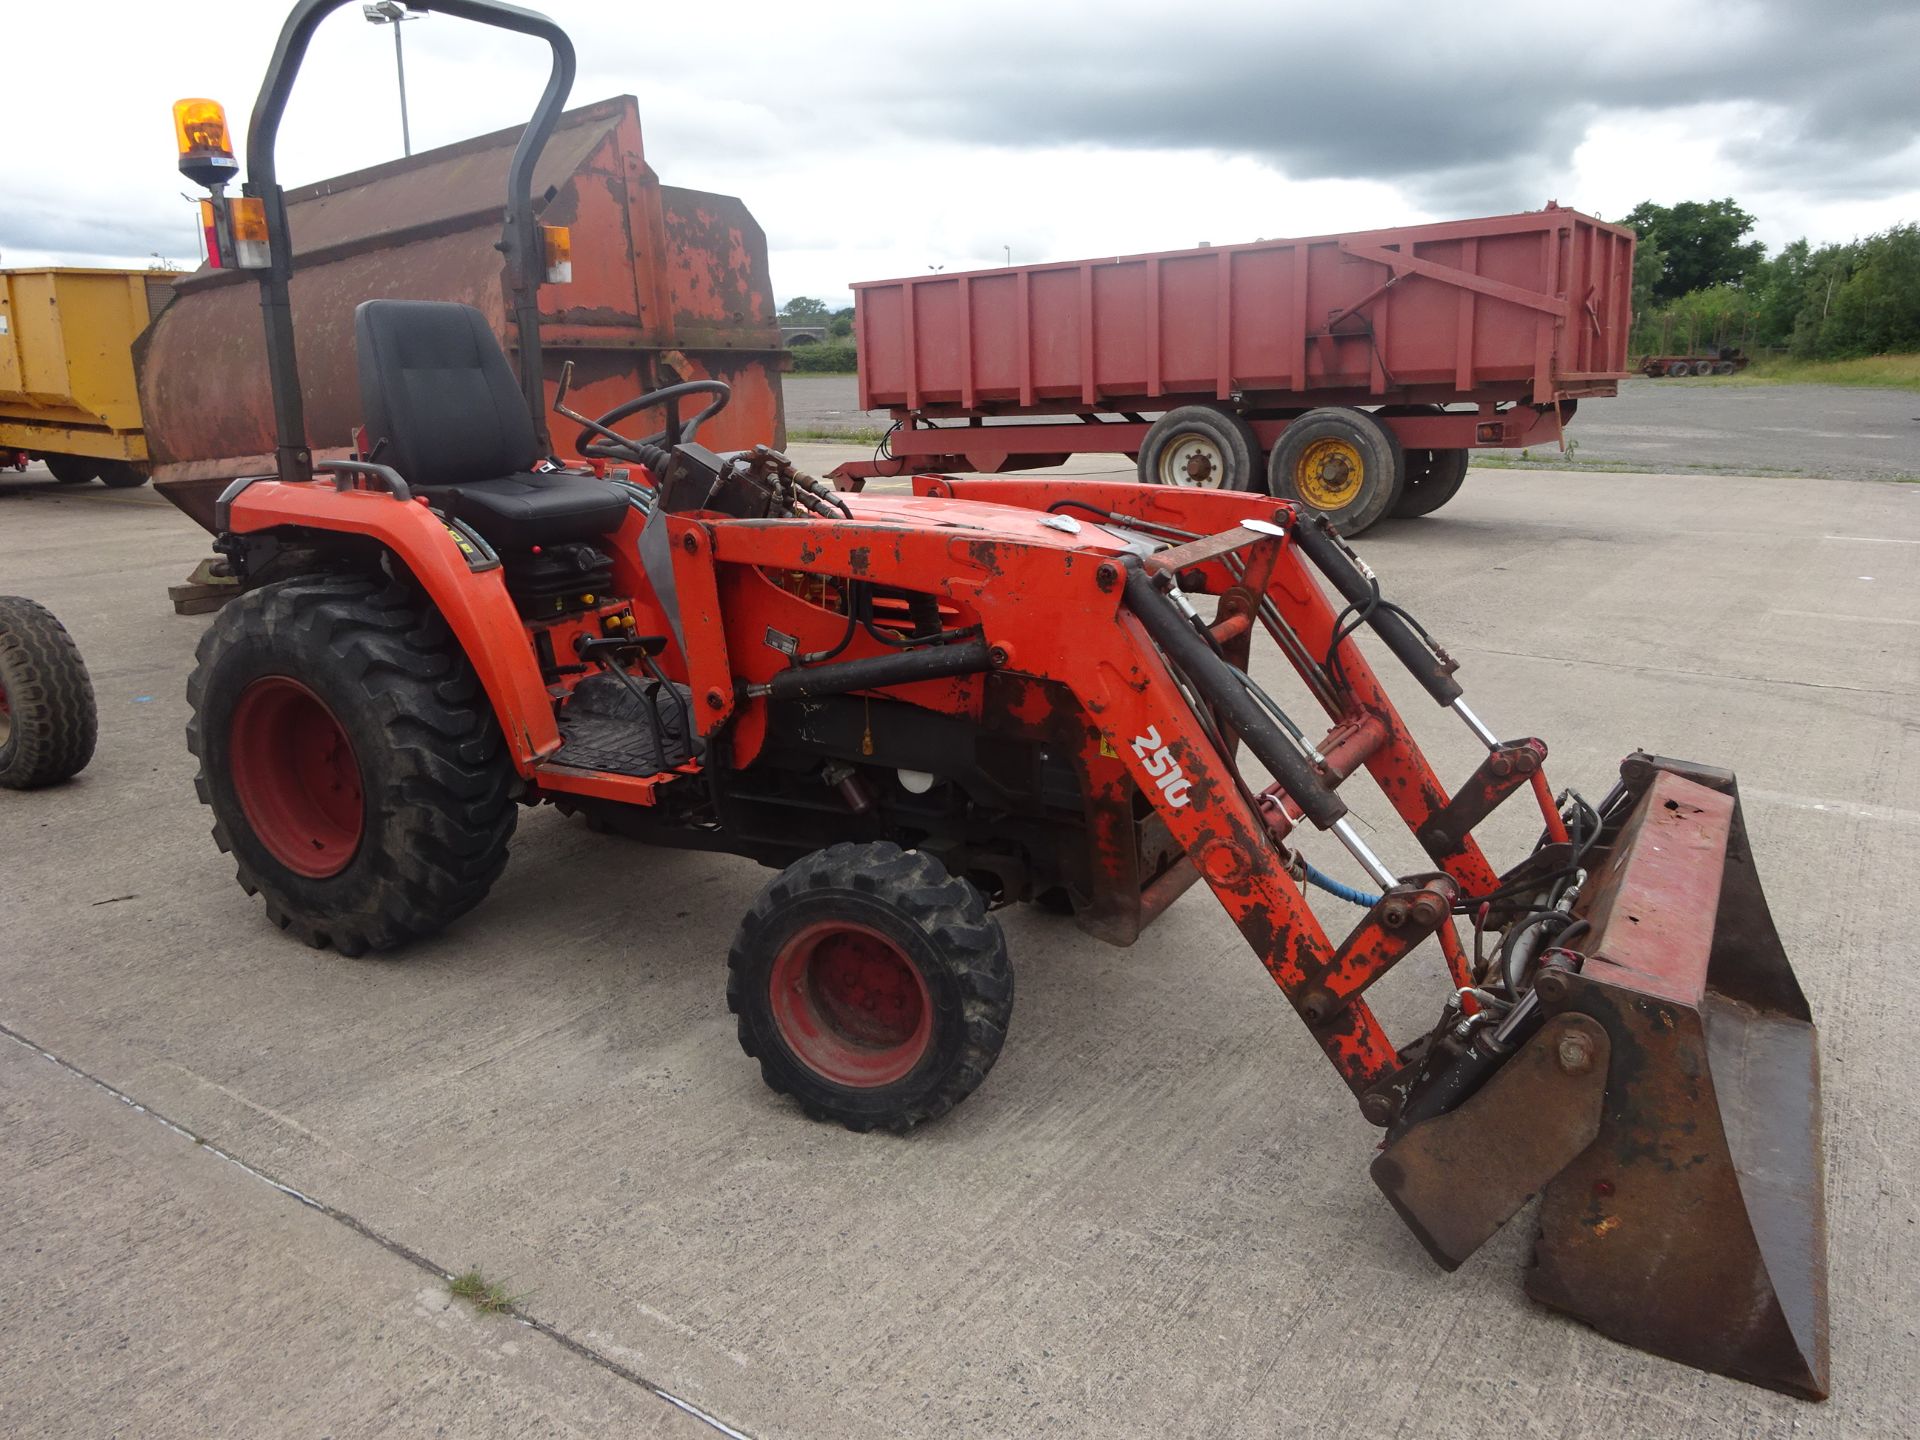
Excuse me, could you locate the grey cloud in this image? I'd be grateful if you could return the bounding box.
[766,0,1920,216]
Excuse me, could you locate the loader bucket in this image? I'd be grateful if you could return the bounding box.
[1376,758,1830,1398]
[1528,761,1829,1397]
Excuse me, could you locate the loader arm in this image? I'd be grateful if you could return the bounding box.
[713,478,1828,1398]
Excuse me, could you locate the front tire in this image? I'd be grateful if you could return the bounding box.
[728,842,1013,1133]
[0,596,98,789]
[186,573,517,956]
[1137,405,1262,491]
[1267,406,1402,535]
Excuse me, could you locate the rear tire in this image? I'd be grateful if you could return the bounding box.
[1267,406,1401,535]
[1137,405,1262,491]
[95,461,149,489]
[186,573,517,956]
[728,841,1013,1133]
[1692,359,1715,377]
[0,596,98,789]
[1666,361,1690,378]
[43,455,98,485]
[1377,404,1470,518]
[1396,448,1470,517]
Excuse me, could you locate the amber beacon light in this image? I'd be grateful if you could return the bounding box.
[173,99,239,188]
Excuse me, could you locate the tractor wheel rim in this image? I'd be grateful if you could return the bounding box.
[1296,437,1364,510]
[1159,433,1225,488]
[769,920,933,1087]
[228,676,365,879]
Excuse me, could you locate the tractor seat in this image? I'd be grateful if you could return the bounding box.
[354,299,628,550]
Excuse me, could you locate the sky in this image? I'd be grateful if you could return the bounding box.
[8,0,1918,307]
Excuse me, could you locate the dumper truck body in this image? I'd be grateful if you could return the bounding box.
[0,267,172,484]
[137,96,787,530]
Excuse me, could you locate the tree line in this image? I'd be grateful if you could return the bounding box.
[1624,198,1920,360]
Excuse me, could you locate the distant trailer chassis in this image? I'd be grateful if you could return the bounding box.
[850,399,1574,478]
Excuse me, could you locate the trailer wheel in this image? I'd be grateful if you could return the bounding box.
[0,596,98,790]
[1375,404,1467,519]
[1665,361,1690,378]
[186,573,518,956]
[1395,448,1470,517]
[1692,359,1715,377]
[728,841,1013,1133]
[43,455,98,485]
[1267,407,1402,535]
[1138,406,1262,491]
[95,461,149,489]
[1714,360,1737,376]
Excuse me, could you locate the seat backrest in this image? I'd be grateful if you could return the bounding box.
[354,300,541,488]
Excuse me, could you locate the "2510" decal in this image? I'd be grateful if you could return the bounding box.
[1131,725,1193,808]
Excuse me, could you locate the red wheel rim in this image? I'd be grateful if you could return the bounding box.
[768,920,933,1087]
[228,676,364,879]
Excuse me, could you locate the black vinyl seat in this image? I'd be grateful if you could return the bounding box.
[354,300,628,550]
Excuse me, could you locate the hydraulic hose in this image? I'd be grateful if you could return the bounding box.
[1303,863,1381,908]
[1121,559,1347,829]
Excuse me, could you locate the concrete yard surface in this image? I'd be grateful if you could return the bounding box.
[1,458,1917,1437]
[781,373,1920,482]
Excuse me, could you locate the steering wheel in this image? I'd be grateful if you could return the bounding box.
[574,379,732,464]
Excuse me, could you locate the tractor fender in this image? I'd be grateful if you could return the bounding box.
[225,482,559,766]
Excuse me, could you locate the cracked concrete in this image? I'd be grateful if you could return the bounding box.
[2,454,1917,1437]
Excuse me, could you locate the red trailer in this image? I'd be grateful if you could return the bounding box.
[839,205,1634,534]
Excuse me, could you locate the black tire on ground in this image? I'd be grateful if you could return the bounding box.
[1692,359,1715,376]
[1714,360,1737,376]
[185,572,518,956]
[0,596,98,789]
[1396,448,1470,518]
[43,454,98,485]
[1267,406,1402,535]
[1137,405,1263,491]
[1666,361,1691,378]
[728,841,1013,1133]
[95,460,149,489]
[1375,404,1469,519]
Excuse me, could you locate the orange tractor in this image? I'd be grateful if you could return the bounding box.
[176,0,1830,1398]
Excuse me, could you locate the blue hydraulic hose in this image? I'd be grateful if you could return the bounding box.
[1303,862,1381,908]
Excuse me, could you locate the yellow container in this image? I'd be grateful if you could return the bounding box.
[0,268,174,468]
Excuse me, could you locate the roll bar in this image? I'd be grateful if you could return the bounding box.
[244,0,577,480]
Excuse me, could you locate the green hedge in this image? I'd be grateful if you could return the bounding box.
[787,340,859,374]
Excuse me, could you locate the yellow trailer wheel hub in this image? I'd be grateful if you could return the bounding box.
[1295,437,1364,510]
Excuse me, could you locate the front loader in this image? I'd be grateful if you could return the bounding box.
[175,0,1831,1399]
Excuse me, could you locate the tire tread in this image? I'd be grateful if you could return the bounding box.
[726,841,1012,1133]
[0,596,98,789]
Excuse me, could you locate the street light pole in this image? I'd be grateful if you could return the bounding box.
[362,2,421,158]
[390,20,410,156]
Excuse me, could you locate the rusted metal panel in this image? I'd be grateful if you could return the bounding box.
[858,205,1632,416]
[138,97,786,531]
[1529,771,1830,1399]
[1372,1013,1610,1268]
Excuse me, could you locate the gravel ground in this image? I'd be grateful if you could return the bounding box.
[783,375,1920,482]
